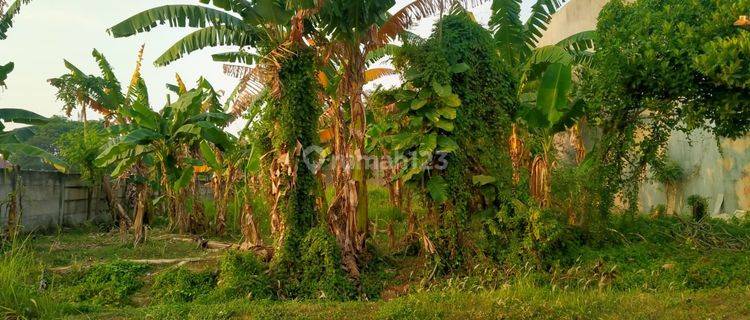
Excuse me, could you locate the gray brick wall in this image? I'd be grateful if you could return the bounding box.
[0,170,117,233]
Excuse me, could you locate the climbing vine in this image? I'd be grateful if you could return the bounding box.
[581,0,750,215]
[382,10,518,271]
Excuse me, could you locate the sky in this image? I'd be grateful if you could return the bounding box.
[0,0,536,131]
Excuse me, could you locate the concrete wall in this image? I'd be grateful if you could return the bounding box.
[541,0,750,215]
[639,131,750,215]
[537,0,611,46]
[0,170,114,233]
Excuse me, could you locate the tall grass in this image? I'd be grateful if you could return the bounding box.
[0,237,58,319]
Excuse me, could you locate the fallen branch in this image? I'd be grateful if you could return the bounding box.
[49,256,218,273]
[171,236,237,250]
[125,257,214,265]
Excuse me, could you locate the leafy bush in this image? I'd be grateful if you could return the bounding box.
[654,160,684,185]
[687,195,709,222]
[152,266,216,304]
[218,250,272,300]
[69,261,149,306]
[544,215,750,291]
[484,199,571,267]
[298,227,355,300]
[550,162,605,227]
[388,9,517,271]
[56,124,108,185]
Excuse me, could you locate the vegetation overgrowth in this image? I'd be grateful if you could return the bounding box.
[0,0,749,318]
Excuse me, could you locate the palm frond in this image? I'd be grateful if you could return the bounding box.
[154,26,258,66]
[126,45,149,105]
[108,5,244,38]
[520,45,572,85]
[364,68,398,83]
[223,68,266,116]
[223,64,256,79]
[490,0,527,64]
[555,30,596,53]
[212,50,260,65]
[197,0,271,24]
[0,0,32,40]
[523,0,570,48]
[366,44,401,66]
[0,108,48,125]
[230,83,265,116]
[92,49,121,92]
[377,0,491,44]
[175,73,188,95]
[0,62,13,87]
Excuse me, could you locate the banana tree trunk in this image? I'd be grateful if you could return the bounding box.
[405,187,416,235]
[213,175,226,235]
[132,184,148,246]
[347,50,369,243]
[240,195,261,249]
[189,171,206,234]
[102,176,130,229]
[316,169,328,216]
[327,99,361,278]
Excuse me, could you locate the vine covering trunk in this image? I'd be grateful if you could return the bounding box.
[269,46,322,284]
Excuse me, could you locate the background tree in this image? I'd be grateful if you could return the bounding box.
[581,0,750,214]
[9,116,83,171]
[49,47,150,240]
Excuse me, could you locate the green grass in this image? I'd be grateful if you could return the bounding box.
[4,207,750,319]
[0,238,62,319]
[27,224,209,268]
[61,286,750,320]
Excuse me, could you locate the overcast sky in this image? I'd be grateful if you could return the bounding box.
[0,0,535,131]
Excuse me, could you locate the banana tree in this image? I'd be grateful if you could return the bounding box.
[520,62,584,207]
[314,0,491,259]
[49,47,151,238]
[109,1,327,279]
[96,79,233,241]
[199,134,264,245]
[490,0,595,190]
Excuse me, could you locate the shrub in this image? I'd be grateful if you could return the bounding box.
[550,162,605,227]
[70,261,149,306]
[151,266,216,304]
[654,160,684,185]
[687,195,709,222]
[218,250,272,300]
[298,227,355,300]
[484,199,571,267]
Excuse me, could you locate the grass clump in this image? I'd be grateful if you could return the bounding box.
[218,250,273,300]
[151,266,217,304]
[0,239,60,319]
[68,260,149,306]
